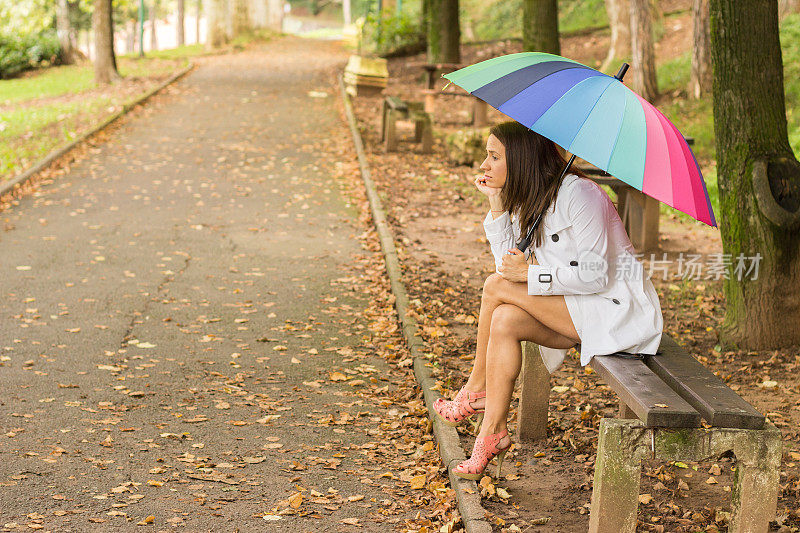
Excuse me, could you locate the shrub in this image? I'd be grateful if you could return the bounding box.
[360,10,424,57]
[0,30,61,79]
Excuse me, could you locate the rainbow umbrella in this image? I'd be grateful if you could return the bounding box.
[443,52,717,235]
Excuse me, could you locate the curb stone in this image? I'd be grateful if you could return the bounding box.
[0,62,196,199]
[339,74,493,533]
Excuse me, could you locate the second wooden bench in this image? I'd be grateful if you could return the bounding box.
[517,334,781,533]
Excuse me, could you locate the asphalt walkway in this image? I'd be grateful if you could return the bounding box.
[0,37,423,531]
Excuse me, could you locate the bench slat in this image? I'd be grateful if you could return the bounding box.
[646,336,765,429]
[591,355,701,427]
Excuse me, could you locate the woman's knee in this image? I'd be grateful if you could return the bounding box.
[489,303,524,339]
[482,273,506,300]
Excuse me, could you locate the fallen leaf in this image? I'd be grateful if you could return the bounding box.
[288,491,303,509]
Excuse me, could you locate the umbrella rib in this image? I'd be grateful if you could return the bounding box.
[567,79,614,151]
[605,87,639,183]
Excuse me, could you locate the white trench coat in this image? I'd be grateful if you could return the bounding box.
[483,173,663,373]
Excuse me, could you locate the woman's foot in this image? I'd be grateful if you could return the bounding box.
[433,387,486,427]
[452,428,512,480]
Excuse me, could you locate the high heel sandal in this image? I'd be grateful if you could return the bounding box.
[433,387,486,427]
[452,429,510,480]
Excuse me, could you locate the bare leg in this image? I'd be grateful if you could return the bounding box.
[479,303,568,445]
[463,274,579,405]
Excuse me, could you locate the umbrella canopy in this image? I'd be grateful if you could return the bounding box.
[443,52,717,228]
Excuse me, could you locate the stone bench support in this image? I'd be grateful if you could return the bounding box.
[589,418,781,533]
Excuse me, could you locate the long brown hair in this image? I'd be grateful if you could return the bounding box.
[490,121,578,249]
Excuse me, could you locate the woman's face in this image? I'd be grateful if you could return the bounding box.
[479,134,507,189]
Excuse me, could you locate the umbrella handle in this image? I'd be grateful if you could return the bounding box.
[512,154,576,254]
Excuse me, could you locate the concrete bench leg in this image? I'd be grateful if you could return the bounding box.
[728,429,782,533]
[517,342,550,442]
[588,419,782,533]
[419,116,433,154]
[424,91,436,115]
[384,109,399,152]
[588,420,642,533]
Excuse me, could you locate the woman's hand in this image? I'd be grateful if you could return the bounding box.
[474,176,503,201]
[499,249,529,282]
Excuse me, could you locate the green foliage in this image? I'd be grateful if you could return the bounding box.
[0,0,54,35]
[558,0,607,34]
[361,10,424,56]
[657,50,691,93]
[460,0,607,43]
[0,30,61,79]
[781,13,800,156]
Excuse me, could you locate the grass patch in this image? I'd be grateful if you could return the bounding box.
[0,53,195,182]
[559,0,608,34]
[121,43,206,60]
[0,65,96,105]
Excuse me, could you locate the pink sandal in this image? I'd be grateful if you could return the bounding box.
[452,429,510,480]
[433,387,486,427]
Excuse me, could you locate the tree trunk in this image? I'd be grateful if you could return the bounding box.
[710,0,800,350]
[630,0,657,101]
[343,0,351,25]
[690,0,711,98]
[267,0,283,31]
[251,0,267,28]
[232,0,251,37]
[207,0,229,47]
[126,19,136,54]
[600,0,630,72]
[427,0,459,63]
[177,0,186,45]
[196,0,202,43]
[522,0,559,54]
[93,0,119,84]
[150,0,158,51]
[56,0,76,64]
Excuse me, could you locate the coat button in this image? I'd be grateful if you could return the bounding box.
[570,260,578,266]
[551,233,559,242]
[612,298,620,304]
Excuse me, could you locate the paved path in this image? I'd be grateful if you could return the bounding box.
[0,38,425,531]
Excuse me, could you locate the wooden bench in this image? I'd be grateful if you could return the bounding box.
[380,95,433,153]
[517,336,781,533]
[406,61,489,127]
[582,169,660,252]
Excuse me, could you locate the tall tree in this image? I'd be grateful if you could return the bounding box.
[630,0,657,101]
[149,0,158,50]
[522,0,559,54]
[177,0,185,45]
[56,0,77,64]
[93,0,119,83]
[267,0,283,31]
[427,0,459,63]
[196,0,202,43]
[232,0,251,37]
[600,0,630,72]
[710,0,800,349]
[342,0,351,25]
[690,0,711,98]
[207,0,228,47]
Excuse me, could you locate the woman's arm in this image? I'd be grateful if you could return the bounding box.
[526,185,612,296]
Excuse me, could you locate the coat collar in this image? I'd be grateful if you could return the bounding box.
[542,173,580,233]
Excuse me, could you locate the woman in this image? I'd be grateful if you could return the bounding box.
[433,121,663,480]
